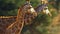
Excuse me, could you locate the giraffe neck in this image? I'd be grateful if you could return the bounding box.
[16,8,25,34]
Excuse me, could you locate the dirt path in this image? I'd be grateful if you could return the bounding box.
[48,14,60,34]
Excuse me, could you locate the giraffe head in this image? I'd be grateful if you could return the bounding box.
[35,4,52,16]
[23,0,36,14]
[43,6,52,16]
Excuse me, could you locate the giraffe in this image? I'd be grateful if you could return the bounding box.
[35,0,52,16]
[7,0,37,34]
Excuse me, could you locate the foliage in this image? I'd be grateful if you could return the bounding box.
[36,25,48,34]
[32,13,52,26]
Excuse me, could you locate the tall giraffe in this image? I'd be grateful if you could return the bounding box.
[35,0,52,16]
[7,0,37,34]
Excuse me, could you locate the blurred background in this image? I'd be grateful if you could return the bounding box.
[0,0,60,34]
